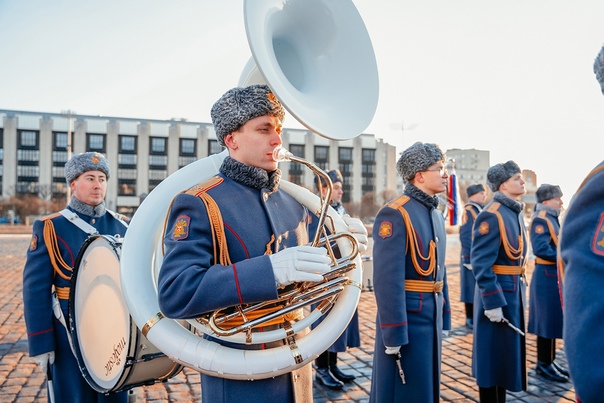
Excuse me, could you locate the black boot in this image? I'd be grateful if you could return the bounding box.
[328,352,355,382]
[315,367,344,390]
[536,361,569,382]
[552,361,570,377]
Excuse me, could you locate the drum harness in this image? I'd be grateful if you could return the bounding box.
[49,209,129,351]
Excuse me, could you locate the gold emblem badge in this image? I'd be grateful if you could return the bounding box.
[478,222,489,235]
[29,234,38,251]
[593,213,604,256]
[378,221,393,239]
[171,215,190,240]
[535,225,545,235]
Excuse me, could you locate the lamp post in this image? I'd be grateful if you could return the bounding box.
[61,110,76,205]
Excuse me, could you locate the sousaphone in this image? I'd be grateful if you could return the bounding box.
[120,0,378,380]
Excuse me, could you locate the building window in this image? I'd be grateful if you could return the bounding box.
[149,137,167,189]
[361,148,376,194]
[17,130,40,195]
[338,147,353,203]
[179,138,197,168]
[118,135,137,196]
[288,144,305,185]
[87,133,106,152]
[52,132,70,200]
[314,146,329,171]
[208,139,222,155]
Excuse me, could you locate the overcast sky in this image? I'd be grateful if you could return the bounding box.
[1,0,603,204]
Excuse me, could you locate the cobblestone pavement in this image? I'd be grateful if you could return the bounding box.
[0,234,576,402]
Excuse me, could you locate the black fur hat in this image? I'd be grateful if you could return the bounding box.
[466,183,486,197]
[486,160,521,192]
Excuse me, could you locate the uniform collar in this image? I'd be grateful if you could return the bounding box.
[536,203,560,217]
[220,156,281,192]
[68,196,106,218]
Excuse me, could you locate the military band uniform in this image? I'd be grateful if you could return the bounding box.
[157,84,331,403]
[471,161,527,402]
[459,183,486,328]
[560,160,604,402]
[22,152,129,403]
[369,142,451,403]
[527,184,568,382]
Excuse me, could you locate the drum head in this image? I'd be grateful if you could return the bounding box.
[69,235,132,392]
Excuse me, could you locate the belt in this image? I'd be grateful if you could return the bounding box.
[405,279,444,293]
[56,286,70,300]
[492,265,525,275]
[535,257,555,265]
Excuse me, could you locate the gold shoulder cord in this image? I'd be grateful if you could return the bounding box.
[492,210,524,261]
[395,202,436,277]
[199,192,232,266]
[42,220,73,280]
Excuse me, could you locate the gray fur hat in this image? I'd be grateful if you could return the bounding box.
[536,184,563,203]
[211,84,285,147]
[486,160,521,192]
[466,183,486,197]
[595,44,604,95]
[65,152,110,184]
[396,141,445,183]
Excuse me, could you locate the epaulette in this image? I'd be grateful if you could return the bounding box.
[41,212,62,221]
[185,176,224,196]
[486,201,501,213]
[387,194,410,210]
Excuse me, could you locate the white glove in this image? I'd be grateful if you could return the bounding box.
[270,245,331,287]
[33,351,55,374]
[484,307,503,322]
[463,263,472,270]
[343,215,368,254]
[385,345,401,355]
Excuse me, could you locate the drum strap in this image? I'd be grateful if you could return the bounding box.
[59,209,100,235]
[51,288,76,356]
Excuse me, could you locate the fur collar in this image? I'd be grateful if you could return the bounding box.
[404,183,440,210]
[220,156,281,192]
[69,197,106,218]
[536,203,560,217]
[493,191,524,214]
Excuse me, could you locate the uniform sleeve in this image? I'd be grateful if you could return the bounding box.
[530,216,556,261]
[459,207,474,264]
[372,206,409,347]
[158,193,278,319]
[22,220,57,356]
[471,211,507,310]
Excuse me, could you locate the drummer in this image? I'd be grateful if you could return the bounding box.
[23,152,130,403]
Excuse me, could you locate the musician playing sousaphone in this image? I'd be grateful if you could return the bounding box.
[157,84,368,402]
[23,152,130,403]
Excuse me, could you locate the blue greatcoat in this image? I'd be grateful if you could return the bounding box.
[369,188,451,403]
[158,164,312,403]
[560,160,604,402]
[22,205,129,403]
[527,205,563,339]
[471,193,527,392]
[459,202,482,303]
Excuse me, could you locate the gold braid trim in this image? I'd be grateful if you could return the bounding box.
[199,192,232,266]
[488,203,523,261]
[393,197,436,277]
[43,219,73,281]
[537,210,559,247]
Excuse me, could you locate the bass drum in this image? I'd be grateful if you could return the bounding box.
[68,235,183,393]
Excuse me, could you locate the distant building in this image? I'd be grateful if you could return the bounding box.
[445,148,490,200]
[0,109,398,217]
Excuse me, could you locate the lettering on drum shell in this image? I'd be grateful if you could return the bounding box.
[105,336,127,376]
